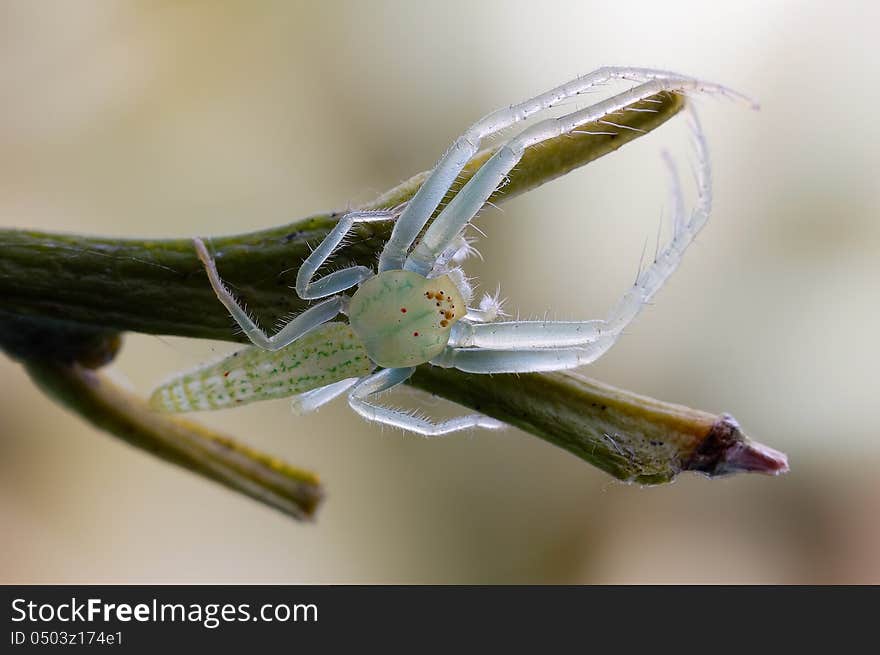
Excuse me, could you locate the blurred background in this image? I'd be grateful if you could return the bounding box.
[2,0,878,583]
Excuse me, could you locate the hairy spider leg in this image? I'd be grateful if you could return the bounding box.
[378,66,752,274]
[296,210,396,300]
[403,77,727,276]
[291,376,363,415]
[431,344,620,373]
[432,105,711,372]
[194,237,345,351]
[662,149,687,235]
[347,367,505,436]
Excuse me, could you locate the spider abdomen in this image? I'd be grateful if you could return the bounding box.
[149,322,372,412]
[348,270,465,368]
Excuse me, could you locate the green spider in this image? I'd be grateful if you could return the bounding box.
[150,66,752,436]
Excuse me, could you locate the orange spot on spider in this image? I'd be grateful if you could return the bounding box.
[444,310,454,319]
[440,319,449,327]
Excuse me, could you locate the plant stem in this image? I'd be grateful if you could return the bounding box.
[25,358,323,520]
[410,368,787,483]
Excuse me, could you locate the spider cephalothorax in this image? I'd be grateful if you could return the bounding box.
[151,66,753,435]
[348,270,466,368]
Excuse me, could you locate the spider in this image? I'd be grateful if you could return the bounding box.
[150,66,752,436]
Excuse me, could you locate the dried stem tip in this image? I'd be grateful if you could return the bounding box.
[686,414,789,477]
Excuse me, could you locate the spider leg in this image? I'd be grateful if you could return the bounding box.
[194,237,345,351]
[448,319,606,349]
[431,344,617,373]
[403,76,727,275]
[291,377,362,415]
[378,66,752,274]
[296,210,395,300]
[347,367,505,436]
[436,105,711,368]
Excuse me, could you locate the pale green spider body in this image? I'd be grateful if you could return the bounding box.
[348,270,466,368]
[150,67,754,436]
[150,322,372,412]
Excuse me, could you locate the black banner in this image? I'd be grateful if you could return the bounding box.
[1,586,874,651]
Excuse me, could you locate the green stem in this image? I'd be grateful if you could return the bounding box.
[410,368,787,483]
[25,358,323,521]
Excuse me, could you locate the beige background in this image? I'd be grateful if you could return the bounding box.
[2,0,878,583]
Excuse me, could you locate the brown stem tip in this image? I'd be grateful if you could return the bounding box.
[686,414,789,477]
